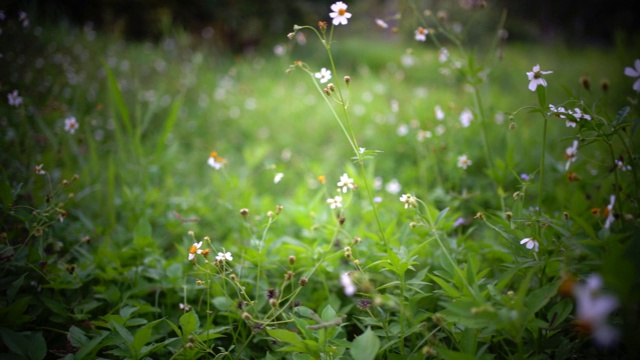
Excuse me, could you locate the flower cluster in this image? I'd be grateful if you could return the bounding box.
[208,151,226,170]
[399,194,417,209]
[549,104,591,127]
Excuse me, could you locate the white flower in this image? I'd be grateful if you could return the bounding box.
[624,58,640,92]
[615,159,631,172]
[337,173,356,193]
[207,151,226,170]
[384,178,402,194]
[34,164,46,175]
[564,140,579,171]
[459,108,473,127]
[438,48,449,63]
[526,64,553,91]
[399,193,417,209]
[604,195,616,229]
[315,67,332,83]
[64,116,79,134]
[188,241,203,261]
[573,107,591,121]
[375,18,388,29]
[519,237,539,252]
[340,272,356,296]
[216,251,233,262]
[457,155,472,169]
[434,105,445,120]
[415,27,428,41]
[274,172,284,184]
[327,195,343,209]
[573,274,619,347]
[329,2,352,26]
[7,90,23,107]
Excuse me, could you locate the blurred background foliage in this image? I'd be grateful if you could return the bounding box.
[6,0,640,53]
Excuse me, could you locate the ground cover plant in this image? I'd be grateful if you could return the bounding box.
[1,1,639,359]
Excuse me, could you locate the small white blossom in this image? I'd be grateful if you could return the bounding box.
[434,105,445,120]
[459,108,473,127]
[274,172,284,184]
[7,90,23,107]
[604,195,616,229]
[64,116,79,134]
[34,164,46,175]
[438,48,449,63]
[329,2,352,26]
[415,27,428,41]
[573,274,619,347]
[340,272,356,296]
[384,178,402,194]
[624,58,640,92]
[337,173,356,193]
[526,64,553,91]
[564,140,579,171]
[615,159,631,172]
[207,152,226,170]
[375,18,388,29]
[188,241,203,261]
[519,237,539,252]
[216,251,233,262]
[327,195,343,209]
[399,193,417,209]
[457,155,472,169]
[315,67,332,83]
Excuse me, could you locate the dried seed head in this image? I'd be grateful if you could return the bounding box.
[241,312,253,321]
[299,277,308,286]
[288,255,296,265]
[276,204,283,214]
[601,78,610,92]
[344,76,351,86]
[580,75,591,90]
[269,298,278,308]
[240,208,249,218]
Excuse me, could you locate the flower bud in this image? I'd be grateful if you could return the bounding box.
[288,255,296,265]
[240,208,249,218]
[299,277,308,286]
[344,76,351,86]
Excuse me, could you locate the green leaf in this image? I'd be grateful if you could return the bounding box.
[428,274,461,298]
[0,329,46,360]
[111,321,134,345]
[350,327,380,360]
[155,95,183,157]
[536,85,547,108]
[547,298,573,327]
[73,331,109,360]
[164,318,182,338]
[7,274,26,303]
[524,280,561,320]
[133,218,153,249]
[435,207,450,227]
[267,329,306,352]
[179,311,199,338]
[132,319,162,354]
[119,306,139,320]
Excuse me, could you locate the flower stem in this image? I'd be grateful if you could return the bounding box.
[538,116,548,211]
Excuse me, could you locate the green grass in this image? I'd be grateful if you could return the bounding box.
[0,7,638,360]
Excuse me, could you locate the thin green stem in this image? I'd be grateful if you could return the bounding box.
[538,116,548,211]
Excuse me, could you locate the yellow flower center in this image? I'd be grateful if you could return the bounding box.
[338,9,346,16]
[189,244,198,254]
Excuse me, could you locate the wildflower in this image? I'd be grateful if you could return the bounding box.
[318,175,326,184]
[315,67,332,83]
[399,193,417,209]
[274,172,284,184]
[188,241,203,261]
[457,155,472,169]
[572,274,619,347]
[434,105,445,120]
[564,140,579,171]
[337,173,356,193]
[327,195,343,209]
[415,27,428,41]
[329,2,352,26]
[357,297,372,310]
[459,108,473,127]
[604,195,616,229]
[34,164,46,175]
[340,272,356,296]
[520,173,530,181]
[384,178,402,194]
[216,251,233,262]
[438,48,449,63]
[207,151,226,169]
[572,107,591,122]
[519,237,539,252]
[624,59,640,92]
[64,116,79,134]
[615,159,632,172]
[18,11,29,27]
[453,217,466,227]
[375,18,388,29]
[526,64,553,92]
[7,90,23,107]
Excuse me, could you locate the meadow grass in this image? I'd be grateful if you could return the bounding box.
[0,4,639,359]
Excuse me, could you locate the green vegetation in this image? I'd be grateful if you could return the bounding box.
[1,3,638,359]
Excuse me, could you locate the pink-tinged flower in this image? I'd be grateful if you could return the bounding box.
[415,27,428,41]
[520,237,539,252]
[457,155,472,169]
[434,105,445,120]
[315,67,332,83]
[615,159,632,172]
[327,195,343,209]
[564,140,579,171]
[329,2,352,26]
[526,64,553,91]
[604,195,616,229]
[337,173,356,193]
[7,90,23,107]
[188,241,203,261]
[573,274,619,347]
[340,272,356,296]
[438,48,449,63]
[64,116,79,134]
[459,108,473,127]
[216,251,233,262]
[624,59,640,92]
